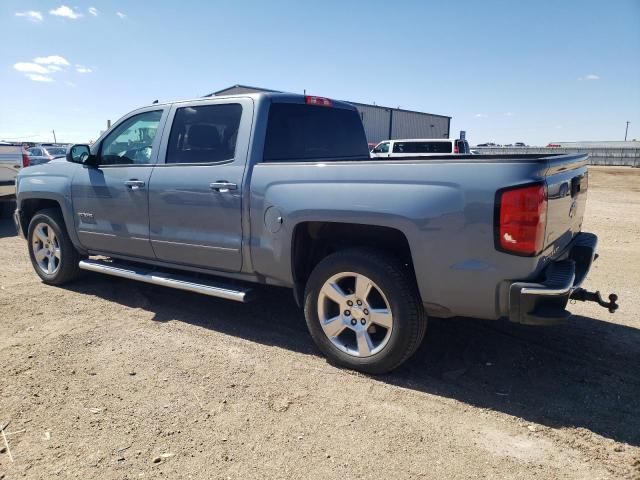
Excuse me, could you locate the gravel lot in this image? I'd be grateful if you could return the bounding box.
[1,166,639,479]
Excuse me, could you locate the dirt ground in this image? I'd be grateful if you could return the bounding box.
[1,166,639,479]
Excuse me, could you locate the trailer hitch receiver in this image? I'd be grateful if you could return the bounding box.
[570,288,619,313]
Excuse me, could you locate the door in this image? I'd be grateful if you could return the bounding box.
[148,98,253,272]
[71,108,168,258]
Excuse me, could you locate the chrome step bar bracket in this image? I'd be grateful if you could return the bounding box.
[79,259,253,302]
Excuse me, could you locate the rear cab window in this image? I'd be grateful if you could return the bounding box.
[263,103,369,162]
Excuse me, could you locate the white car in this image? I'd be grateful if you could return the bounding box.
[370,138,471,158]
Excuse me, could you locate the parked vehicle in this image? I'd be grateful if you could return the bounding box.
[370,138,470,158]
[0,144,29,199]
[515,142,527,147]
[27,145,68,166]
[13,92,618,373]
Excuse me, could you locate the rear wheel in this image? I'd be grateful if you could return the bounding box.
[304,249,427,374]
[27,208,81,285]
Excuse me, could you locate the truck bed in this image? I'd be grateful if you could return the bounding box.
[249,152,589,320]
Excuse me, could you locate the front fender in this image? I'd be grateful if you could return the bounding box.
[16,168,81,249]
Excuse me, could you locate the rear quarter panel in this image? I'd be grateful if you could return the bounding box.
[249,158,564,320]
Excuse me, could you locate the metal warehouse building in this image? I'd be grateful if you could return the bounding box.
[207,85,451,144]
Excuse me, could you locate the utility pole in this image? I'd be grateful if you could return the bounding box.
[625,121,630,141]
[52,129,57,143]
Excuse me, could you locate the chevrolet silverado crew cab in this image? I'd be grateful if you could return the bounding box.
[13,93,618,373]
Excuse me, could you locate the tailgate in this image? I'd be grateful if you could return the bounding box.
[543,153,589,256]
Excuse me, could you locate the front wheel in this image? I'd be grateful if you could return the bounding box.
[304,249,427,374]
[27,208,81,285]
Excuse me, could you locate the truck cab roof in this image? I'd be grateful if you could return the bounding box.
[141,92,358,112]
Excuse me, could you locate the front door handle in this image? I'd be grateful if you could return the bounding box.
[125,180,145,190]
[209,181,237,193]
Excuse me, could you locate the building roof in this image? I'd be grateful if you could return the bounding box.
[206,84,451,119]
[206,84,282,96]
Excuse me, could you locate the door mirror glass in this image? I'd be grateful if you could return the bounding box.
[67,144,92,164]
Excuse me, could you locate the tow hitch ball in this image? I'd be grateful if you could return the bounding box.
[570,288,619,313]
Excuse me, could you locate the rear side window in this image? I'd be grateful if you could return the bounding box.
[393,141,452,154]
[263,104,369,162]
[166,104,242,164]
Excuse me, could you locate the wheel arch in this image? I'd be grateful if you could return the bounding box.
[19,195,83,251]
[290,221,418,306]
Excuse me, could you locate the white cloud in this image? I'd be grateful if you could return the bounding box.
[475,113,488,118]
[13,55,92,83]
[116,11,126,19]
[26,74,54,82]
[578,74,600,81]
[504,112,514,117]
[88,7,98,16]
[49,5,82,19]
[34,55,70,66]
[13,62,50,74]
[15,11,43,22]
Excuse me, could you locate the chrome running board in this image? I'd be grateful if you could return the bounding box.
[79,259,253,303]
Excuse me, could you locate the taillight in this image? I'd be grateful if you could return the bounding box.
[496,184,547,255]
[305,96,332,107]
[22,151,30,168]
[454,145,459,154]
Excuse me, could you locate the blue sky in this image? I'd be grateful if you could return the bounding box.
[1,0,639,145]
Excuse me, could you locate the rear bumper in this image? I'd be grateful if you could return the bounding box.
[508,232,597,325]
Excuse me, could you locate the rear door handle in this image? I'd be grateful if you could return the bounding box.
[124,180,145,190]
[209,181,237,193]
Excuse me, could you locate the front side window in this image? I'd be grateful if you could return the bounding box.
[29,148,42,156]
[100,110,163,165]
[375,142,390,153]
[166,104,242,164]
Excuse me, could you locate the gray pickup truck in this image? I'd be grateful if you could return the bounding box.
[13,92,617,373]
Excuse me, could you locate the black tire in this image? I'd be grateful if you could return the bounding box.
[304,248,427,374]
[27,208,81,285]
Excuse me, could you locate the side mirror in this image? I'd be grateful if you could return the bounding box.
[67,144,95,165]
